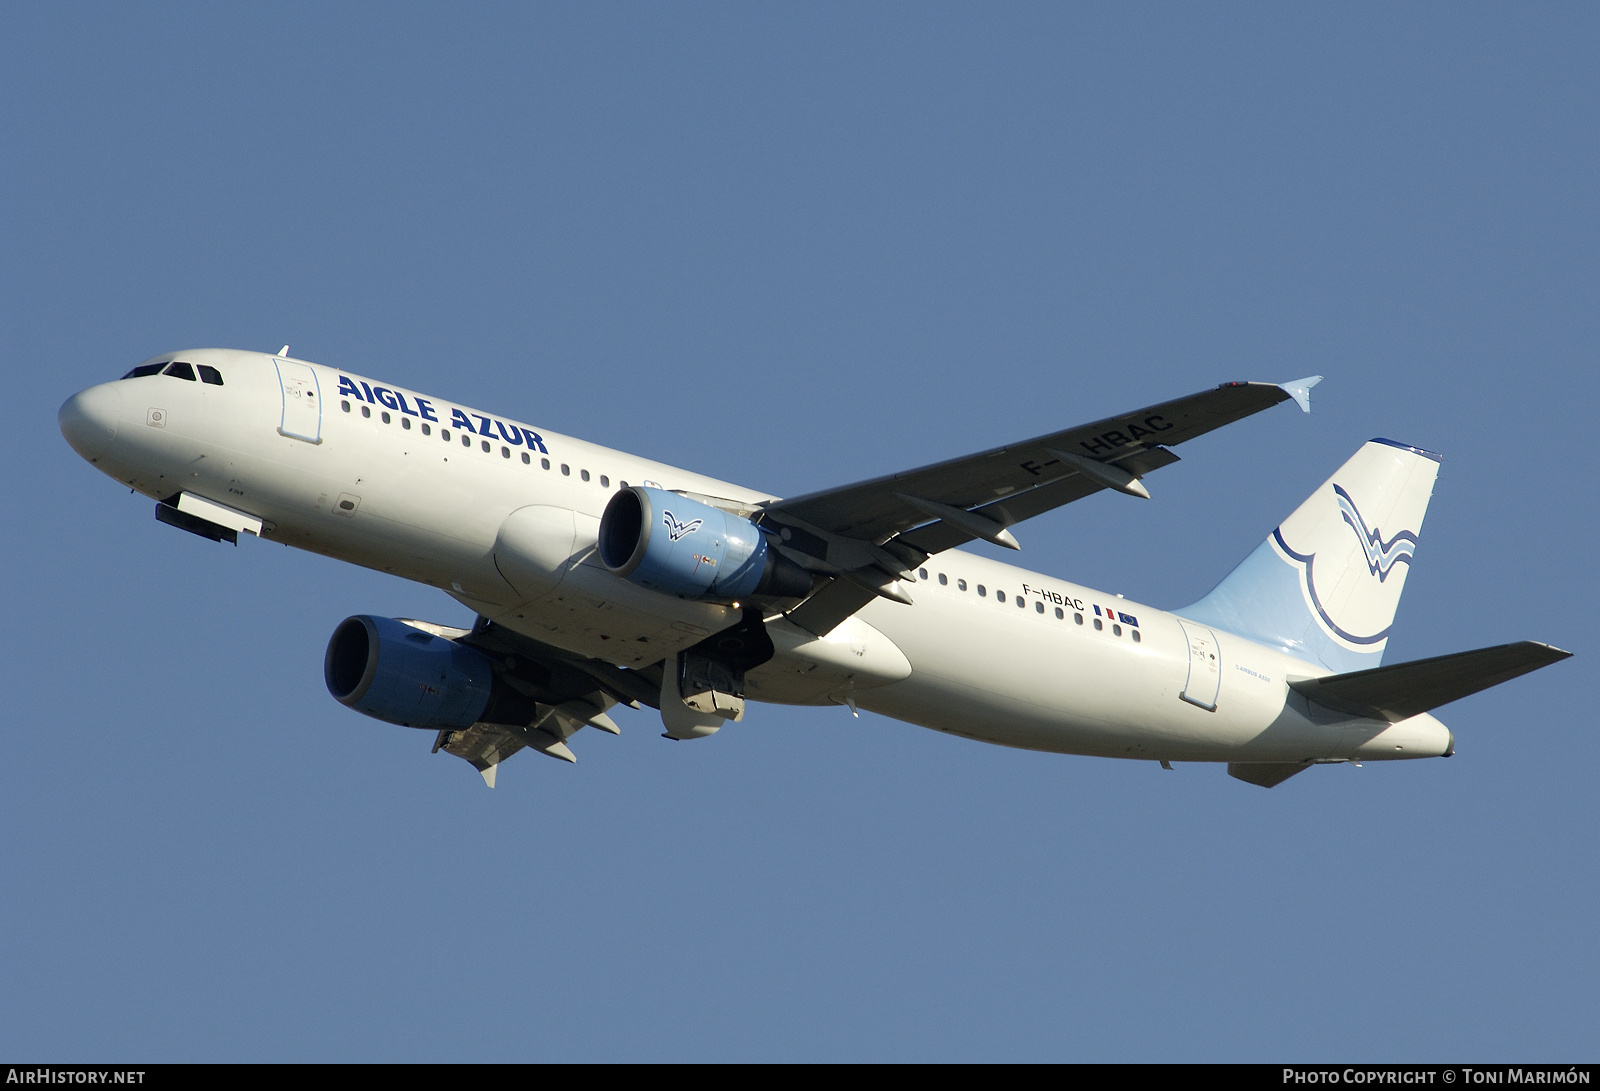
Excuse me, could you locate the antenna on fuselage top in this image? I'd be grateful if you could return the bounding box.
[278,345,290,357]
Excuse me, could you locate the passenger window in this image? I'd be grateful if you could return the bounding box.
[341,400,351,413]
[1113,624,1123,636]
[938,573,948,585]
[581,469,590,482]
[600,476,609,487]
[959,579,968,591]
[422,424,431,436]
[502,447,510,458]
[619,480,628,487]
[1074,613,1083,625]
[978,585,987,597]
[163,361,197,381]
[1055,607,1064,619]
[997,590,1006,603]
[461,435,470,447]
[542,458,551,470]
[919,568,928,580]
[197,365,224,385]
[1016,596,1025,608]
[1093,618,1103,631]
[1035,601,1044,613]
[521,452,530,464]
[382,411,391,424]
[561,464,571,476]
[441,428,450,441]
[480,440,490,452]
[402,417,411,430]
[362,405,371,418]
[1132,630,1141,643]
[121,363,166,379]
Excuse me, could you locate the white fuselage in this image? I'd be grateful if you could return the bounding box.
[62,349,1452,766]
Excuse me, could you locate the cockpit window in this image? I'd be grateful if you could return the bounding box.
[120,363,166,379]
[197,365,223,386]
[163,361,197,381]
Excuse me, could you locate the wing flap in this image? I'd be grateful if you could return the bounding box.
[435,723,528,786]
[784,577,882,638]
[1289,641,1572,722]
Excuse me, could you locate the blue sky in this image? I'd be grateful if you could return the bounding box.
[3,3,1595,1061]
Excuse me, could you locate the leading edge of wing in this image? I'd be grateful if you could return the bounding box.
[763,380,1293,544]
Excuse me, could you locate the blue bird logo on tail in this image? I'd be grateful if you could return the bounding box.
[1334,484,1417,581]
[1269,482,1424,648]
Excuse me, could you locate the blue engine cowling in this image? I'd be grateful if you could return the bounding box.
[324,615,494,729]
[598,486,812,602]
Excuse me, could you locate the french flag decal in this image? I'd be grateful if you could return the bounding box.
[1095,604,1139,627]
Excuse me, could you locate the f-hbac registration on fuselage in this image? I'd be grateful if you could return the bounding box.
[58,349,1570,789]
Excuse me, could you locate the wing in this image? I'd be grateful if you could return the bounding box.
[759,380,1305,635]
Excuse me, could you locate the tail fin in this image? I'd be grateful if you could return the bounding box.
[1180,439,1441,673]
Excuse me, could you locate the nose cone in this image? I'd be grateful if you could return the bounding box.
[59,382,122,461]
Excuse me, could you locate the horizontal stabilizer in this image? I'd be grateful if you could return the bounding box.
[1228,762,1309,788]
[1289,641,1572,722]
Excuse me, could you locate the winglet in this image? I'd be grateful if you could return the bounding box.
[1278,375,1323,414]
[479,763,497,788]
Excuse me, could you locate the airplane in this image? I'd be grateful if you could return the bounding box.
[58,347,1570,789]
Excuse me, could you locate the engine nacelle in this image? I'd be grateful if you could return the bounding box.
[324,615,495,729]
[598,487,812,603]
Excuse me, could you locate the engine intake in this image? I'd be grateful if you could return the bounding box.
[598,487,811,603]
[324,615,497,729]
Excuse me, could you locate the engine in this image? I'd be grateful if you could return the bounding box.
[325,615,519,730]
[598,486,812,603]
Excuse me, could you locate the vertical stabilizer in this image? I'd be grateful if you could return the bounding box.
[1180,439,1441,673]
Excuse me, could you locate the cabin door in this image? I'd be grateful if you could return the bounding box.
[1177,620,1221,711]
[274,358,322,443]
